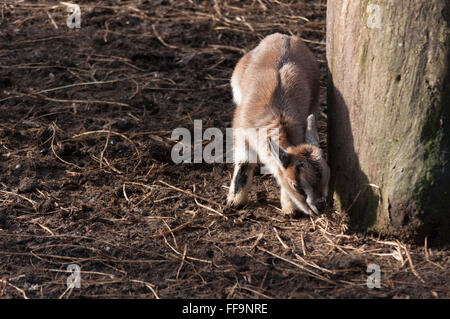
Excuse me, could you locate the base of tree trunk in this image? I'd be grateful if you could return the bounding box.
[326,0,450,246]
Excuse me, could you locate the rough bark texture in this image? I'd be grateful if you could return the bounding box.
[326,0,450,245]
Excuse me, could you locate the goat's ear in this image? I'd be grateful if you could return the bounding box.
[269,137,290,168]
[305,114,320,147]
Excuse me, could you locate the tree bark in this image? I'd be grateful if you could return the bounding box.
[326,0,450,245]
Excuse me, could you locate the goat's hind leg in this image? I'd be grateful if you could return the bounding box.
[227,162,256,207]
[227,129,257,207]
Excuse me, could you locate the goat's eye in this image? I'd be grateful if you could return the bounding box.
[295,160,304,168]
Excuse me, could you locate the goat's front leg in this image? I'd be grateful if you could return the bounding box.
[227,162,256,207]
[280,187,296,217]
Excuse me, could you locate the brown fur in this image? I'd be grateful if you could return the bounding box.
[231,33,320,146]
[227,33,329,217]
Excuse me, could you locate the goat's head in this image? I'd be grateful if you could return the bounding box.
[269,114,330,216]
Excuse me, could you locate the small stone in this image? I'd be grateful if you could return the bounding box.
[18,177,38,193]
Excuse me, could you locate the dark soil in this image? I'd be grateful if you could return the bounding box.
[0,0,448,299]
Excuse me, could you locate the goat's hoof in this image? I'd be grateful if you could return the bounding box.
[227,192,248,208]
[281,207,296,218]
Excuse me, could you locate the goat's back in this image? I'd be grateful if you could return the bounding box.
[231,33,320,144]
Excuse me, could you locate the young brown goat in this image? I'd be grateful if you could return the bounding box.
[227,33,330,217]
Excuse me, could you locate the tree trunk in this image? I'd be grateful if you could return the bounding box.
[326,0,450,245]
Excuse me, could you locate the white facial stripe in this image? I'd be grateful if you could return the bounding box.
[301,178,314,199]
[307,199,319,215]
[301,178,319,215]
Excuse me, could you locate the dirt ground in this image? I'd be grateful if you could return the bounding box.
[0,0,448,299]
